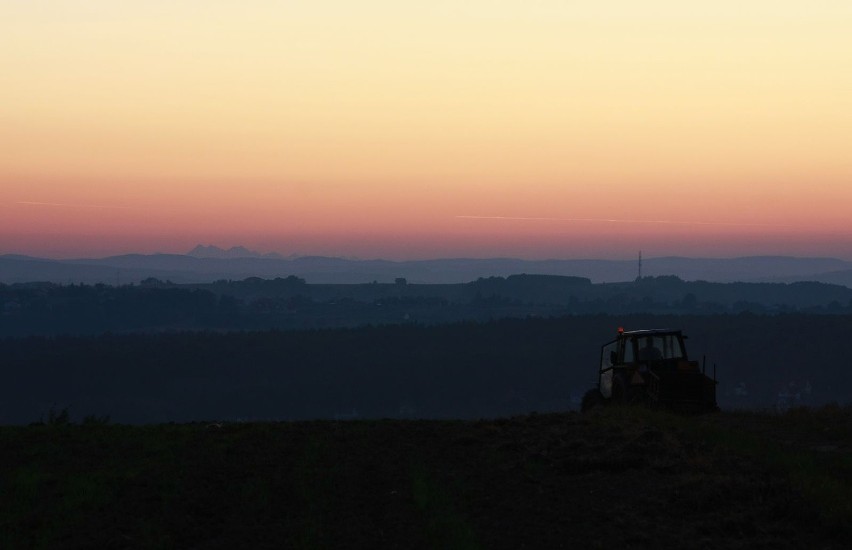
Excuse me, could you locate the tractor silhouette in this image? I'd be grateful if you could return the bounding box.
[582,328,718,413]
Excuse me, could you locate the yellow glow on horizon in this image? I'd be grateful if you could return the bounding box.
[2,1,852,258]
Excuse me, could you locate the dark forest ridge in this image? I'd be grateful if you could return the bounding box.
[3,249,852,287]
[3,315,851,423]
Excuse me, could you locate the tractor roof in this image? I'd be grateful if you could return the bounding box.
[619,329,683,336]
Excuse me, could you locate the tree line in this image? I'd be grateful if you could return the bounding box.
[2,313,849,424]
[3,275,852,337]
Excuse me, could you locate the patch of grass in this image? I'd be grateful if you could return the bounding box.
[595,405,852,535]
[715,415,848,521]
[292,433,334,549]
[1,412,847,548]
[1,467,45,538]
[411,466,479,550]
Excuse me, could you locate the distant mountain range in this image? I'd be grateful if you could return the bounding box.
[2,246,852,287]
[187,244,288,260]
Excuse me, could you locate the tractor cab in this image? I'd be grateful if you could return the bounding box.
[590,328,717,413]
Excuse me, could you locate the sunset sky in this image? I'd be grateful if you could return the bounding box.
[2,1,851,260]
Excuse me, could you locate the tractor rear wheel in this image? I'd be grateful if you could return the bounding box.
[611,374,628,404]
[612,374,646,406]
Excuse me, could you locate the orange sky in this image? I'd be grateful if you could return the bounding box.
[2,1,851,259]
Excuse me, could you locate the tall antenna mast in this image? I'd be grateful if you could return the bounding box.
[637,251,643,280]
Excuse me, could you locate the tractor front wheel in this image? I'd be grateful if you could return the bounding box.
[581,388,605,412]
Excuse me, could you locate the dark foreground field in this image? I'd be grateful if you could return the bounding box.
[3,407,851,549]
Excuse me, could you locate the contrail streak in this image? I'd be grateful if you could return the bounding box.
[15,201,138,210]
[455,215,786,227]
